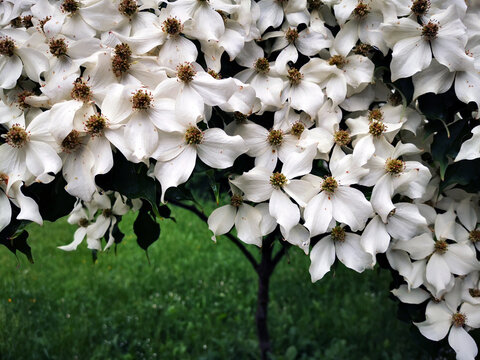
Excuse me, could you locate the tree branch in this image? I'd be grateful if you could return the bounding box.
[169,200,259,271]
[271,241,290,270]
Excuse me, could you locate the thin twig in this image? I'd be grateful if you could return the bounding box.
[169,200,259,271]
[271,241,289,270]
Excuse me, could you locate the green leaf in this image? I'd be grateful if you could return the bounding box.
[431,120,470,180]
[206,170,220,205]
[418,88,464,124]
[0,230,33,263]
[134,201,161,252]
[441,159,480,192]
[96,151,157,209]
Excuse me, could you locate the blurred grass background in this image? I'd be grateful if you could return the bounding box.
[0,206,437,360]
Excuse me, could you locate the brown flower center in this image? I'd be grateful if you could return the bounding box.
[451,312,466,328]
[177,63,196,83]
[162,17,183,36]
[185,126,203,145]
[287,68,303,85]
[353,43,373,56]
[411,0,430,16]
[368,109,383,121]
[85,115,107,136]
[385,158,405,175]
[5,124,29,148]
[267,129,284,146]
[307,0,323,11]
[328,55,346,68]
[469,230,480,243]
[369,120,386,137]
[112,43,131,77]
[270,172,288,189]
[331,226,345,242]
[469,288,480,298]
[230,195,243,207]
[0,38,15,57]
[49,38,68,57]
[132,89,153,110]
[23,15,34,28]
[119,0,138,17]
[254,57,270,74]
[434,240,448,254]
[285,28,299,43]
[321,176,338,193]
[334,130,351,146]
[61,130,81,153]
[422,21,439,41]
[79,218,90,227]
[17,90,33,109]
[61,0,79,14]
[291,122,305,138]
[354,2,369,18]
[71,78,92,102]
[208,69,221,79]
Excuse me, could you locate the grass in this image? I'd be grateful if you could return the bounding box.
[0,206,436,360]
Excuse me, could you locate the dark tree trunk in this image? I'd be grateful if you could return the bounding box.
[256,238,274,360]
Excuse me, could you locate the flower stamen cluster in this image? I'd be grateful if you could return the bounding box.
[185,126,204,145]
[17,90,33,109]
[267,129,284,146]
[307,0,323,11]
[411,0,430,16]
[385,158,405,174]
[270,172,287,188]
[5,124,29,148]
[353,43,372,56]
[131,89,153,109]
[321,176,338,193]
[469,288,480,298]
[61,0,79,14]
[369,120,386,137]
[119,0,138,17]
[0,173,9,185]
[328,55,346,69]
[230,194,243,207]
[162,17,183,36]
[61,130,81,153]
[354,2,369,18]
[334,130,351,146]
[254,58,270,74]
[434,240,448,254]
[0,38,15,57]
[285,28,299,43]
[451,312,466,328]
[287,68,303,85]
[331,226,345,242]
[112,43,132,77]
[23,16,33,28]
[71,78,92,102]
[177,63,196,83]
[208,69,221,79]
[469,230,480,243]
[368,109,383,121]
[49,38,68,57]
[422,21,439,41]
[85,115,107,136]
[291,122,305,138]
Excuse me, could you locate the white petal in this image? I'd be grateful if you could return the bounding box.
[154,146,197,203]
[448,326,478,360]
[361,216,390,264]
[415,302,452,341]
[230,167,273,203]
[331,186,372,231]
[208,204,236,241]
[16,48,49,83]
[455,126,480,161]
[124,111,158,162]
[25,141,62,183]
[443,244,480,275]
[371,174,395,223]
[393,233,435,260]
[58,227,87,251]
[336,233,372,273]
[309,236,336,282]
[197,128,247,169]
[391,285,430,304]
[0,191,11,232]
[426,253,453,294]
[269,189,299,236]
[0,55,22,89]
[390,37,431,81]
[304,191,333,237]
[235,204,263,247]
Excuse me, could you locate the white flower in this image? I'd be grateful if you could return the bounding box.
[309,225,372,282]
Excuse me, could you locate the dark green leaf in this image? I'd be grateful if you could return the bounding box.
[134,201,160,251]
[0,230,33,263]
[441,159,480,192]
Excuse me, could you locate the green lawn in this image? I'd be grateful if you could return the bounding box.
[0,206,437,359]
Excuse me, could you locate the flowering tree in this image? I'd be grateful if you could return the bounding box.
[1,0,480,358]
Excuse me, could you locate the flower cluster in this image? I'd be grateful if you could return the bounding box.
[1,0,480,357]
